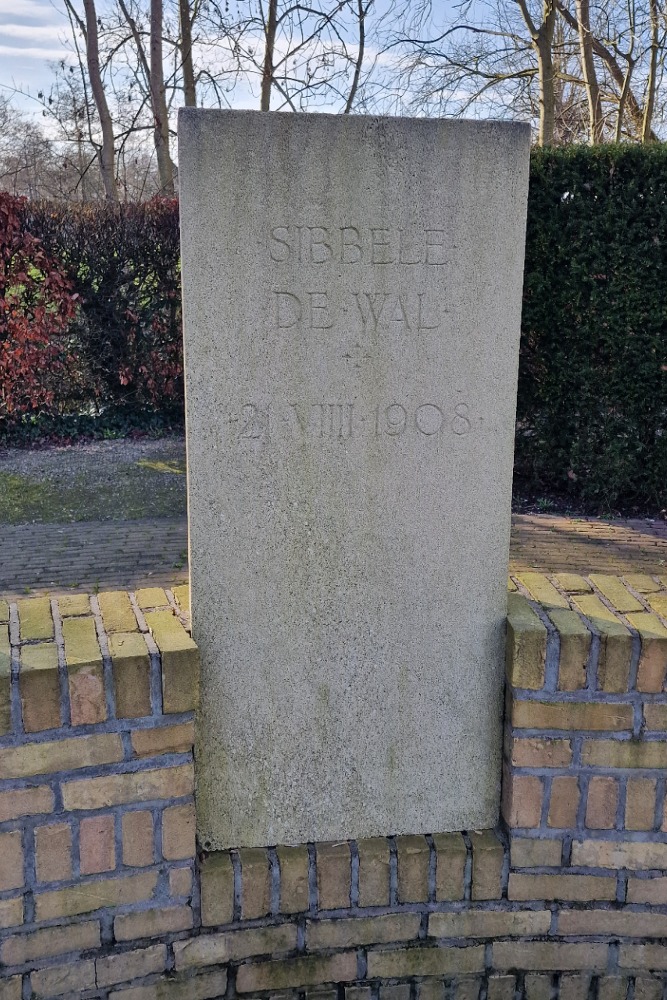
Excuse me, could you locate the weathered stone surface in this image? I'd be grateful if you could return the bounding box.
[180,109,530,847]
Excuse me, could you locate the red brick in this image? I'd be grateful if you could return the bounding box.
[80,813,116,873]
[35,823,72,883]
[122,811,155,867]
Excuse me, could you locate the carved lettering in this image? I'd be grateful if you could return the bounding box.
[274,290,334,330]
[415,404,443,435]
[268,226,449,266]
[232,401,471,444]
[353,292,440,333]
[239,404,269,439]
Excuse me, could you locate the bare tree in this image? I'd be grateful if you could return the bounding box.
[62,0,119,200]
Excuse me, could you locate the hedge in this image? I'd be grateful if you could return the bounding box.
[1,145,666,512]
[517,146,667,512]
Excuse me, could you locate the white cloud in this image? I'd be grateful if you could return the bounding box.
[0,0,61,22]
[0,43,68,57]
[0,23,66,39]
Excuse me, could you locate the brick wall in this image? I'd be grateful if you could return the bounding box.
[1,573,667,999]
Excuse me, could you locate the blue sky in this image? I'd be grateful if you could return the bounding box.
[0,0,456,122]
[0,0,73,117]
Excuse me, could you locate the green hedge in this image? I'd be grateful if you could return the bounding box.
[2,147,666,512]
[516,146,667,512]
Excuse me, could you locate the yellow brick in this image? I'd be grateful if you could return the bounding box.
[0,626,11,735]
[508,873,616,901]
[547,609,590,690]
[307,913,419,952]
[430,910,550,938]
[131,722,195,758]
[0,896,23,930]
[470,831,503,901]
[0,732,123,779]
[144,611,199,713]
[62,762,194,810]
[583,740,667,768]
[512,700,632,731]
[19,643,60,732]
[200,852,234,926]
[58,594,91,616]
[506,594,546,690]
[516,574,570,609]
[135,588,169,609]
[571,840,667,870]
[596,621,633,693]
[590,575,643,613]
[648,594,667,617]
[17,597,53,640]
[560,911,667,937]
[625,575,661,594]
[367,945,484,979]
[644,704,667,729]
[114,905,193,941]
[0,975,23,999]
[96,943,167,988]
[619,945,667,970]
[0,920,100,965]
[109,632,151,718]
[625,613,667,692]
[493,941,607,971]
[554,574,592,594]
[63,616,106,725]
[571,594,624,624]
[433,833,466,901]
[174,924,297,971]
[236,952,357,993]
[62,616,102,666]
[98,591,137,633]
[35,871,158,920]
[277,844,310,913]
[172,585,190,615]
[396,834,429,903]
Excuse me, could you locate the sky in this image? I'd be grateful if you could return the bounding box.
[0,0,459,123]
[0,0,73,116]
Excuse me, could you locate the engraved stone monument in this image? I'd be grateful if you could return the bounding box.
[178,110,530,849]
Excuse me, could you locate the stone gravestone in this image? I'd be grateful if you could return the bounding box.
[178,110,530,850]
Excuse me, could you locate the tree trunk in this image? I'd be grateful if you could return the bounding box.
[535,0,556,145]
[150,0,175,193]
[555,0,656,141]
[260,0,278,111]
[81,0,118,202]
[344,0,368,113]
[575,0,603,143]
[642,0,659,142]
[179,0,197,107]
